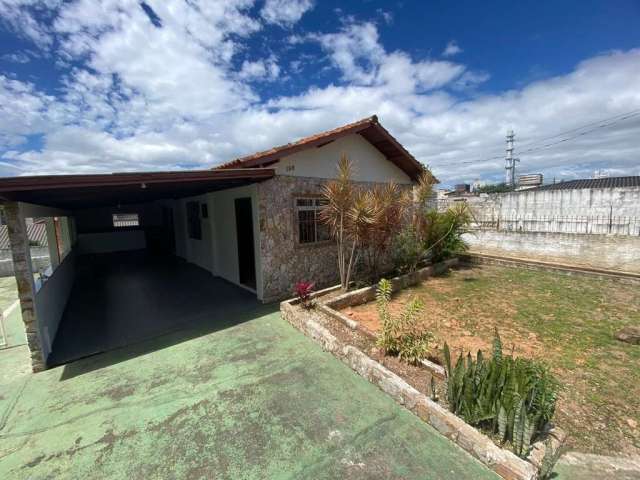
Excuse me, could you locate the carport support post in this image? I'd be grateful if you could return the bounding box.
[5,201,46,372]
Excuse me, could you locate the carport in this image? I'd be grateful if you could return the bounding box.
[0,168,274,371]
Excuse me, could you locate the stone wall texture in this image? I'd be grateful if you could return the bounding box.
[464,230,640,274]
[257,175,410,302]
[5,202,45,372]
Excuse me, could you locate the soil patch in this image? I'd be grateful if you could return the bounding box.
[339,264,640,456]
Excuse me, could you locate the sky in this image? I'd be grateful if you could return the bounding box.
[0,0,639,187]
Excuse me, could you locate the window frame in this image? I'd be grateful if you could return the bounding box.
[112,213,140,228]
[186,201,202,240]
[293,196,331,246]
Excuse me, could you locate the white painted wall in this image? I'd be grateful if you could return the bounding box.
[467,187,640,218]
[174,194,214,273]
[174,184,263,299]
[274,133,413,184]
[35,250,76,359]
[78,231,146,254]
[16,202,75,361]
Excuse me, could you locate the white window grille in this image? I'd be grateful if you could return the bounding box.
[112,213,140,228]
[295,198,330,244]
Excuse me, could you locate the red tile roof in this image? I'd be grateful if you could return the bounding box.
[215,115,428,182]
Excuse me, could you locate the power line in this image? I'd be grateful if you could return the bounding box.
[516,111,640,156]
[515,108,640,150]
[429,110,640,168]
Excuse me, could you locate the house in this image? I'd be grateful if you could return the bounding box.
[0,115,425,371]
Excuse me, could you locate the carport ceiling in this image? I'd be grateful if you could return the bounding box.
[0,169,275,209]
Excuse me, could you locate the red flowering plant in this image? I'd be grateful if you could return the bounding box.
[294,281,315,309]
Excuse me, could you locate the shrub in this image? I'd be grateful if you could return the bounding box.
[376,279,432,364]
[294,281,315,309]
[443,330,560,458]
[392,225,425,274]
[423,204,473,262]
[359,183,406,283]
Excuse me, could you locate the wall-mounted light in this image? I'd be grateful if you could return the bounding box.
[141,183,147,189]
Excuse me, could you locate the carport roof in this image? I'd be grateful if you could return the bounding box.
[0,168,274,209]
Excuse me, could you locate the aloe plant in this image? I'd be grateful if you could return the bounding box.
[442,330,560,458]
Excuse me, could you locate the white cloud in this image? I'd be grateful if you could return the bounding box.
[238,57,280,81]
[377,9,393,25]
[0,2,638,187]
[0,75,67,148]
[310,21,468,92]
[261,0,314,27]
[1,51,30,63]
[0,0,57,48]
[442,40,462,57]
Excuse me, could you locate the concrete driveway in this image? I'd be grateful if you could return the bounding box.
[0,305,499,479]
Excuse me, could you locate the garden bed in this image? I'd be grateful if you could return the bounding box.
[339,262,640,458]
[281,260,566,480]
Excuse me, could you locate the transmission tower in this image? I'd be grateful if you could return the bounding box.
[505,129,520,186]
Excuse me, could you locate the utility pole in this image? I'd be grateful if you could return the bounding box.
[505,129,519,187]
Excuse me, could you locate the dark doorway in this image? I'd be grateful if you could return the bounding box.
[161,206,176,254]
[234,197,256,289]
[146,206,175,254]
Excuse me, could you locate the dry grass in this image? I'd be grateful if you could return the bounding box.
[342,264,640,456]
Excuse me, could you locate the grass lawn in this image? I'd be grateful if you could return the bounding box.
[343,264,640,456]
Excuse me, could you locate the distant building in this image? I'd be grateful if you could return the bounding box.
[516,173,543,190]
[471,179,483,192]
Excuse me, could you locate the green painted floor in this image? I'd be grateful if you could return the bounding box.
[0,277,19,312]
[0,306,500,480]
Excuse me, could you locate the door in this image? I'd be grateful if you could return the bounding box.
[234,198,256,289]
[161,206,176,254]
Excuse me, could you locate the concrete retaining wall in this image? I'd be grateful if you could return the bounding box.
[466,186,640,218]
[463,230,640,273]
[0,248,50,277]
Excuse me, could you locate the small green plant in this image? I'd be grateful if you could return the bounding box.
[376,279,432,365]
[443,330,560,459]
[391,225,425,274]
[423,204,473,262]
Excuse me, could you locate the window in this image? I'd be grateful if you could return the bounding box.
[186,201,202,240]
[112,213,140,227]
[295,197,330,244]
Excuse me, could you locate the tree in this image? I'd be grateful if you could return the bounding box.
[359,182,405,282]
[475,182,514,194]
[320,155,373,291]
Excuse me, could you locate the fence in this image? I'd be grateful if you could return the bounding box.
[472,214,640,236]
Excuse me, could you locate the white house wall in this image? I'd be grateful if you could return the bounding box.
[74,202,162,254]
[174,194,214,274]
[17,201,75,361]
[174,184,263,299]
[274,134,413,184]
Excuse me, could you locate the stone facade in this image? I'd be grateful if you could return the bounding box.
[257,175,411,302]
[257,175,339,302]
[5,202,45,372]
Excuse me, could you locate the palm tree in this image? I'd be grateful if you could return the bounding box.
[320,155,373,290]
